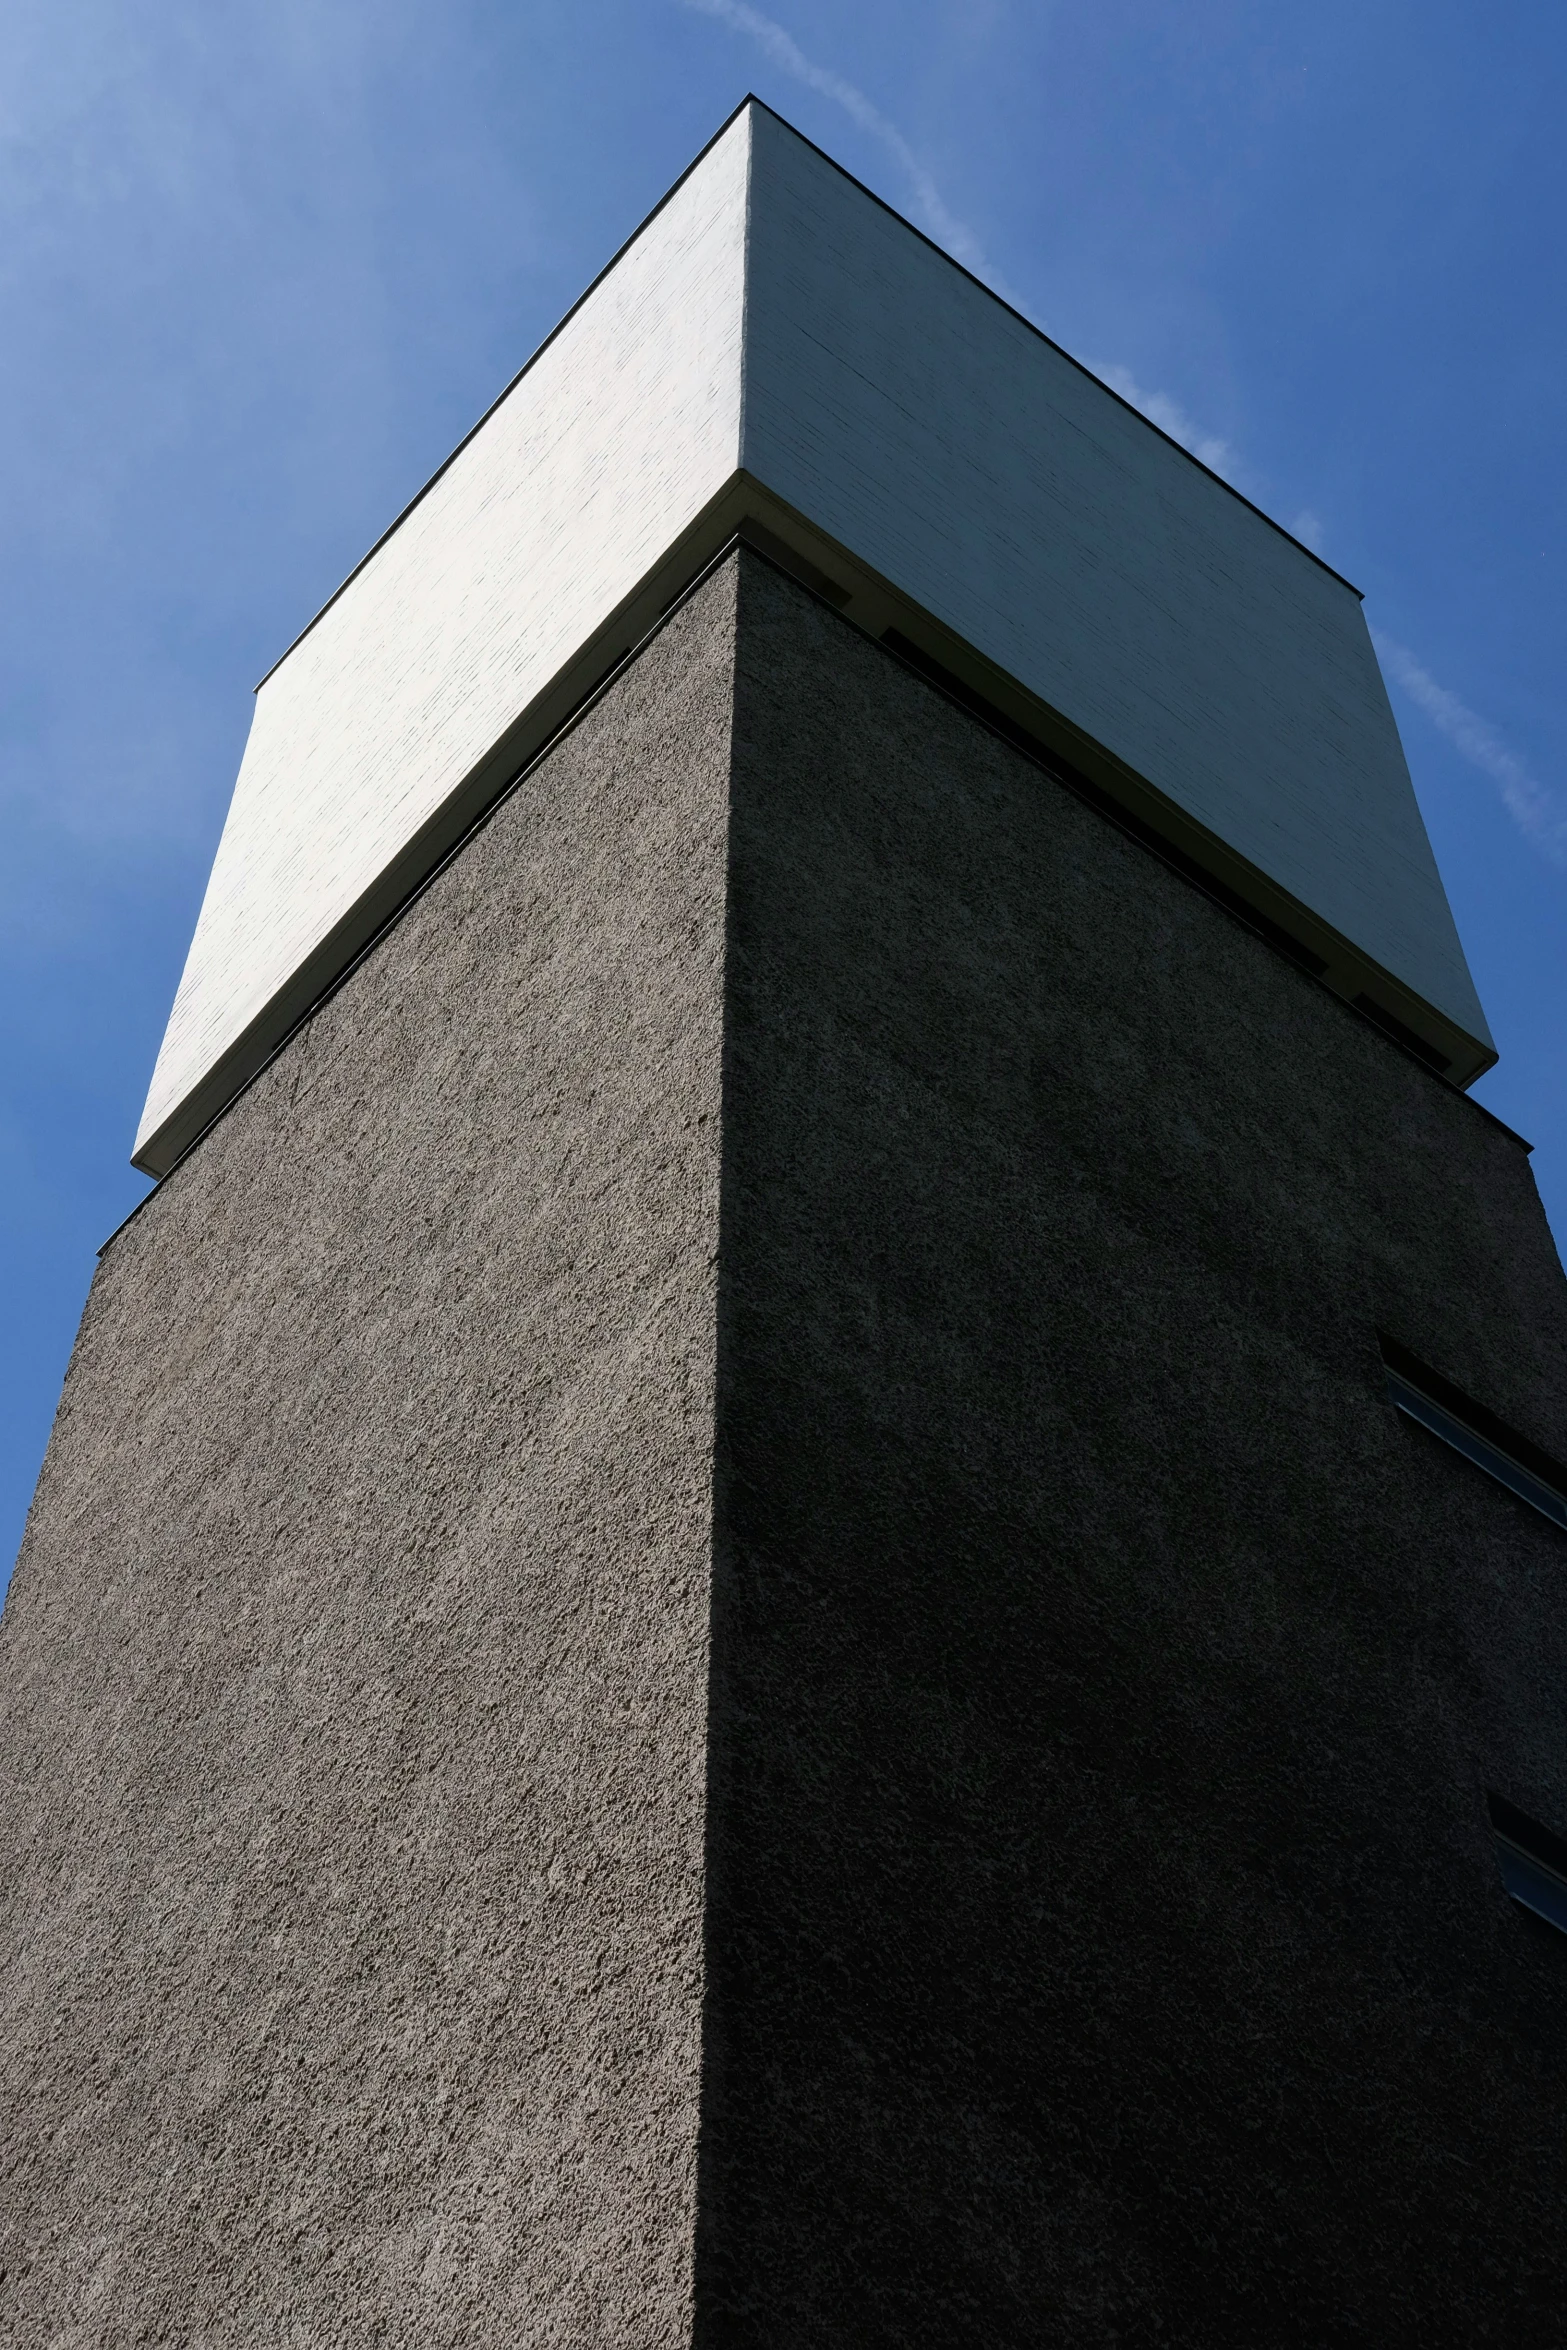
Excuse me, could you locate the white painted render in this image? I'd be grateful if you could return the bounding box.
[135,110,751,1166]
[740,107,1486,1055]
[135,99,1490,1172]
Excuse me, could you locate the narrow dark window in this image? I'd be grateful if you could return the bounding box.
[1381,1339,1567,1533]
[1488,1793,1567,1937]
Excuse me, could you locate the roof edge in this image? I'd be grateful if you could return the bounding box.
[253,94,761,692]
[255,94,1359,697]
[741,99,1360,599]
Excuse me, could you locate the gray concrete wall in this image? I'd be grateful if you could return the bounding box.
[6,550,1567,2344]
[695,554,1567,2346]
[0,569,737,2344]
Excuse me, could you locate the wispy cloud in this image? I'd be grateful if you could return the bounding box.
[689,2,1561,881]
[1093,363,1239,483]
[1093,374,1325,557]
[677,0,1289,521]
[1373,631,1567,866]
[677,0,997,282]
[1050,372,1557,883]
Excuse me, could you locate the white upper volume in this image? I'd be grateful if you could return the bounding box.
[135,100,1491,1171]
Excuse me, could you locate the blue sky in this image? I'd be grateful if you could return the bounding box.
[4,0,1565,1582]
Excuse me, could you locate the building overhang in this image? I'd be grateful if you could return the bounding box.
[133,100,1494,1177]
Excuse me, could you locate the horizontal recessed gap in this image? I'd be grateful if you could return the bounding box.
[1381,1339,1567,1531]
[739,520,852,609]
[880,626,1330,980]
[1352,993,1451,1074]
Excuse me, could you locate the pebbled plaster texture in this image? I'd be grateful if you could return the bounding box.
[694,554,1567,2346]
[7,552,1567,2345]
[0,569,737,2345]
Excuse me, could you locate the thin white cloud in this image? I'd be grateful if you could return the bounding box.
[1093,363,1238,483]
[677,0,1290,523]
[683,6,1560,885]
[1373,630,1567,867]
[678,0,996,281]
[1087,381,1562,917]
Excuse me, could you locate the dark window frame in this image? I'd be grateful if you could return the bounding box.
[1488,1792,1567,1937]
[1380,1338,1567,1534]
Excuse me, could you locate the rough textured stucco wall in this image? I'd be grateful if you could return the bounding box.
[694,555,1567,2347]
[0,569,737,2346]
[6,551,1567,2346]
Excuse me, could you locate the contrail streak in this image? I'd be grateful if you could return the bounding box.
[1373,630,1566,867]
[682,2,1557,876]
[678,0,993,279]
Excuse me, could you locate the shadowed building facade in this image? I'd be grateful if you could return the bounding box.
[4,104,1567,2347]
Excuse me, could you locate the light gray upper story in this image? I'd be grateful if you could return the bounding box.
[133,99,1491,1174]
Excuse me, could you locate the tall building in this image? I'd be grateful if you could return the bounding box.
[4,99,1567,2345]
